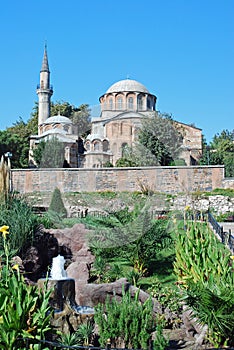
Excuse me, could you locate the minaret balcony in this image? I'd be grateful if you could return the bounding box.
[37,84,53,92]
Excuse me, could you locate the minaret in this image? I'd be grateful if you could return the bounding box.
[36,45,53,135]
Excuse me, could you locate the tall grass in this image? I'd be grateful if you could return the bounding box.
[0,194,40,255]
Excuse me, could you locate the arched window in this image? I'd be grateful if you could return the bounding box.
[128,97,133,110]
[121,142,128,157]
[103,140,109,152]
[117,97,123,110]
[109,98,113,110]
[94,141,100,151]
[86,142,90,151]
[147,97,151,110]
[112,143,117,155]
[138,96,143,110]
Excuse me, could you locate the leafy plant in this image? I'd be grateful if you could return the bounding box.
[0,194,40,256]
[48,187,67,218]
[0,225,54,350]
[94,288,167,349]
[174,220,234,347]
[75,320,94,346]
[174,221,233,287]
[185,282,234,347]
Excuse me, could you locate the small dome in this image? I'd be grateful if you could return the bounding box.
[43,115,72,125]
[86,133,102,141]
[106,79,149,94]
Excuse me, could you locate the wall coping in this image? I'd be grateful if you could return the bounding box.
[11,165,225,172]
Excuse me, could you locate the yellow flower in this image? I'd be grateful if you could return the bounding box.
[0,225,9,239]
[230,256,234,260]
[184,206,190,211]
[12,264,19,271]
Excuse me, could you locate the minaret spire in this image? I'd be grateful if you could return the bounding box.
[37,45,53,134]
[41,44,50,72]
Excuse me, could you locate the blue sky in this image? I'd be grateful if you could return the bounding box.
[0,0,233,142]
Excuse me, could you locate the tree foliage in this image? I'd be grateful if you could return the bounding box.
[48,187,67,218]
[138,112,183,165]
[199,129,234,177]
[0,101,91,169]
[116,112,183,167]
[33,137,65,168]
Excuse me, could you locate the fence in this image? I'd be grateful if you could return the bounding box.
[207,212,234,253]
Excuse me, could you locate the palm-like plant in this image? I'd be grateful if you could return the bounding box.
[75,320,94,346]
[185,282,234,347]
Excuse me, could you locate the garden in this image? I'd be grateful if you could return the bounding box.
[0,186,234,349]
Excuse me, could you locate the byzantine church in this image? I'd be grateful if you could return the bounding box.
[29,47,202,168]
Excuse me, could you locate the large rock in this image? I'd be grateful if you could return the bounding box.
[77,278,162,315]
[46,223,95,302]
[22,227,59,281]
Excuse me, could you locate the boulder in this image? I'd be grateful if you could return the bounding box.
[77,278,162,315]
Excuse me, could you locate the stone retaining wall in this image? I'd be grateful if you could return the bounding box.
[11,165,225,194]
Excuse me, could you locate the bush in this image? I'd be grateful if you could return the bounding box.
[94,288,167,349]
[48,187,67,218]
[174,221,234,347]
[0,194,40,256]
[0,225,54,349]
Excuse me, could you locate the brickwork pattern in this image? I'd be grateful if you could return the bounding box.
[11,166,225,194]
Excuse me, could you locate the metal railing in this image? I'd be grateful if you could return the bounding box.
[207,212,234,253]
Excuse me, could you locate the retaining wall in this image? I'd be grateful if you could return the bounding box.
[11,165,225,194]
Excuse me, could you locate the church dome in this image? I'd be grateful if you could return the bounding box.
[43,115,72,125]
[106,79,149,94]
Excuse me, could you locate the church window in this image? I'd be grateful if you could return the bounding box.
[103,140,109,152]
[86,142,90,151]
[109,98,113,110]
[117,97,123,110]
[94,141,100,151]
[147,97,151,109]
[121,142,128,157]
[128,97,133,110]
[138,96,143,110]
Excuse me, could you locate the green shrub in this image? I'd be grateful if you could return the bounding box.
[174,221,234,347]
[0,225,54,349]
[0,194,40,256]
[94,288,167,349]
[48,187,67,218]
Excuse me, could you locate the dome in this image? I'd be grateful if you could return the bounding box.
[106,79,149,94]
[43,115,72,125]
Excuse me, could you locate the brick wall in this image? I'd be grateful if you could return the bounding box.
[11,166,225,194]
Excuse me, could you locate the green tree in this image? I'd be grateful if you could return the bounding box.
[33,137,65,168]
[199,129,234,176]
[70,103,91,137]
[210,129,234,177]
[0,130,27,168]
[138,112,183,165]
[115,112,183,167]
[49,187,67,218]
[31,140,46,166]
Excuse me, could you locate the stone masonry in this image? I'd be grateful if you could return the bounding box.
[11,165,226,194]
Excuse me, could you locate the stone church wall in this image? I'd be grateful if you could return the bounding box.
[11,166,225,194]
